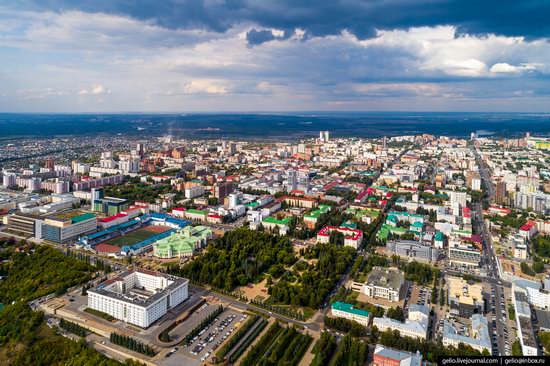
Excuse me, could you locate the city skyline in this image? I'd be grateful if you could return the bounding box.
[1,1,550,113]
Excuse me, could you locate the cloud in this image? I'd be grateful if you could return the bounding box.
[7,0,550,40]
[489,62,538,74]
[14,88,69,99]
[245,28,294,46]
[78,84,111,95]
[1,5,550,112]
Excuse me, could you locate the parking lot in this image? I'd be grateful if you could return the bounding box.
[405,285,432,314]
[160,308,246,366]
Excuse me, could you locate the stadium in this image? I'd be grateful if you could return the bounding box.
[78,213,190,256]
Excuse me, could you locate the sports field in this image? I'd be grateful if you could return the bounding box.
[106,226,171,247]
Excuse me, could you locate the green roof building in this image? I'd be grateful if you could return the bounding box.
[304,204,331,226]
[153,226,212,258]
[331,301,371,326]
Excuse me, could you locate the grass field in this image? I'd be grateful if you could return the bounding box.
[106,227,165,247]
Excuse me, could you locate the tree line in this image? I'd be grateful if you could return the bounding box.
[324,316,367,337]
[183,305,224,344]
[59,318,87,337]
[110,332,156,356]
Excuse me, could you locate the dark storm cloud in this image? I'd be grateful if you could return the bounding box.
[246,29,276,46]
[12,0,550,44]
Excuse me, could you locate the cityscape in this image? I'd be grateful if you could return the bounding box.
[1,130,550,366]
[1,1,550,366]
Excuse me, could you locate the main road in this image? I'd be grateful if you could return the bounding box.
[471,145,511,355]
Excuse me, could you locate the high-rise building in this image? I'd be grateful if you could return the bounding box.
[495,181,507,204]
[2,173,16,188]
[214,181,234,203]
[119,157,140,174]
[319,130,330,142]
[99,152,117,169]
[45,159,55,170]
[286,170,298,192]
[136,143,144,158]
[229,142,237,155]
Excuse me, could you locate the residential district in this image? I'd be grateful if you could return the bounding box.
[1,131,550,365]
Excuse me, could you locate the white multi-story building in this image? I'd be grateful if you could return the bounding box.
[512,282,539,356]
[442,314,491,353]
[88,269,189,328]
[363,267,406,302]
[331,301,371,326]
[372,304,429,340]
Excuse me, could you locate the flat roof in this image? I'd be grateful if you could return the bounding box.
[448,276,483,306]
[332,301,370,318]
[263,216,291,225]
[89,268,188,308]
[535,309,550,331]
[366,267,404,291]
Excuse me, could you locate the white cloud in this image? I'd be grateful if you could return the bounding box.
[1,8,550,112]
[490,62,538,74]
[78,84,111,95]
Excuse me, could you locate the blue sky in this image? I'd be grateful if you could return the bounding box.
[1,1,549,112]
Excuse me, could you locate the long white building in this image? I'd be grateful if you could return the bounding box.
[88,268,188,328]
[372,304,429,340]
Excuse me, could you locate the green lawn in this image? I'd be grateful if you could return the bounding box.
[106,228,158,247]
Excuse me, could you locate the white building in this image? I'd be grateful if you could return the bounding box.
[88,269,189,328]
[331,301,371,327]
[442,314,491,353]
[363,267,406,302]
[372,304,429,340]
[512,282,539,356]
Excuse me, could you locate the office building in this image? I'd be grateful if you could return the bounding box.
[331,301,371,326]
[93,196,129,215]
[316,225,363,249]
[88,269,188,328]
[372,304,429,340]
[363,267,406,302]
[214,181,234,203]
[41,211,97,244]
[373,345,422,366]
[442,314,491,353]
[511,285,539,356]
[448,242,481,267]
[153,226,212,258]
[447,276,484,318]
[386,240,439,263]
[6,212,44,238]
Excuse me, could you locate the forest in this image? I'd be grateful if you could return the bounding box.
[167,229,296,290]
[268,244,356,308]
[0,246,95,305]
[0,243,138,365]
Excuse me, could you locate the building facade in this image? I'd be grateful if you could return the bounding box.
[88,269,189,328]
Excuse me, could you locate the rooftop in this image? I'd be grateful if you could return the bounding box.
[263,216,292,225]
[448,276,484,306]
[331,301,370,318]
[366,267,404,291]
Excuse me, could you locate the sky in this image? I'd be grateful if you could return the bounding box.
[1,1,549,113]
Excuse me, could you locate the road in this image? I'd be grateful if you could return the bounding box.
[471,146,511,355]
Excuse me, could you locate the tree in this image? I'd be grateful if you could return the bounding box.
[386,307,404,322]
